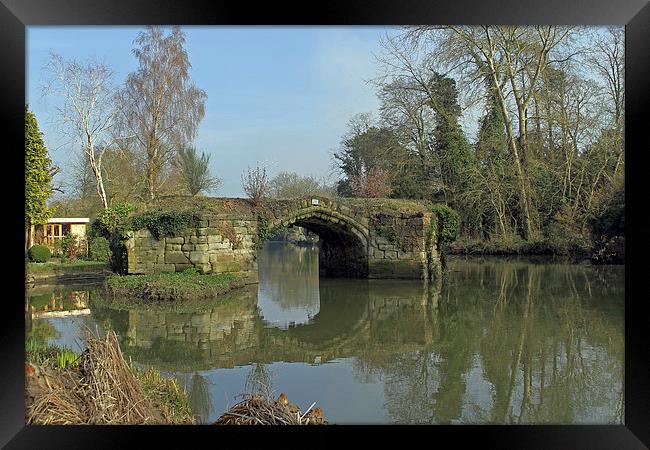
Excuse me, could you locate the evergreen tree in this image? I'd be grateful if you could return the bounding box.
[428,74,478,235]
[25,106,55,248]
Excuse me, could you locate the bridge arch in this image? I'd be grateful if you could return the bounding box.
[267,204,370,278]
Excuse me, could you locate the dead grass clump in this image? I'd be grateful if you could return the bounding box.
[26,330,194,425]
[76,330,154,424]
[213,393,326,425]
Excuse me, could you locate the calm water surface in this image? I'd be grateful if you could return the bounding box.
[26,242,624,424]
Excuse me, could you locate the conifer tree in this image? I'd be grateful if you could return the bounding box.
[25,105,54,247]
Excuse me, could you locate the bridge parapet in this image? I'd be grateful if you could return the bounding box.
[124,196,443,280]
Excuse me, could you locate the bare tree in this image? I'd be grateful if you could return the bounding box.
[588,27,625,176]
[115,26,207,200]
[241,162,270,206]
[43,52,118,209]
[389,26,578,240]
[351,166,392,198]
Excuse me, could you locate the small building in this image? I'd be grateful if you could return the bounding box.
[32,218,90,255]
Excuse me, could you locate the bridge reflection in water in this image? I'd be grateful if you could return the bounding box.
[28,244,624,425]
[92,277,437,370]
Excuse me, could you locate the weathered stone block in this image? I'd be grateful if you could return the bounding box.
[197,228,208,236]
[189,251,209,264]
[165,243,181,252]
[209,242,230,250]
[154,263,176,273]
[195,243,209,252]
[189,236,199,244]
[385,250,398,259]
[206,227,221,236]
[207,234,223,244]
[197,236,208,244]
[174,263,191,272]
[166,237,184,244]
[181,243,194,251]
[166,251,189,264]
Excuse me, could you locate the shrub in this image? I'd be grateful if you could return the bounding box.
[97,202,137,231]
[60,233,79,262]
[89,236,111,262]
[28,244,51,263]
[241,162,270,206]
[430,204,460,245]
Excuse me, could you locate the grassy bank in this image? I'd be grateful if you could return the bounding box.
[25,332,194,425]
[27,260,108,272]
[104,268,246,302]
[447,235,592,258]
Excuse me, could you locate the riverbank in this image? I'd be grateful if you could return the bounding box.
[27,260,112,284]
[104,268,249,303]
[26,331,327,425]
[446,236,593,259]
[25,331,195,425]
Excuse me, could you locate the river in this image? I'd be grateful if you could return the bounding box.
[25,242,624,424]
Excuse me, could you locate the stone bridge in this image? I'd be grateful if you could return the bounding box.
[125,196,444,280]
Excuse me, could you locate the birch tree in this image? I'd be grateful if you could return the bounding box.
[43,53,118,209]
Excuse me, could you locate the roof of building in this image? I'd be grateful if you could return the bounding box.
[47,218,90,224]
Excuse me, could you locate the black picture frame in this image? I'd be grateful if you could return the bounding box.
[2,0,648,447]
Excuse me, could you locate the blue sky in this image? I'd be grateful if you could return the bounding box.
[27,26,402,198]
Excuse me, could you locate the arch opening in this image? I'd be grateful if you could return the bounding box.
[271,210,369,278]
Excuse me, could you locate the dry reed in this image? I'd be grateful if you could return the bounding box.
[25,329,187,425]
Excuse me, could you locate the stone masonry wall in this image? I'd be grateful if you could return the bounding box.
[124,213,258,281]
[124,197,442,280]
[367,211,431,279]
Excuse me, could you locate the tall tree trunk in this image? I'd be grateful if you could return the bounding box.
[86,135,109,209]
[491,83,534,241]
[146,159,156,201]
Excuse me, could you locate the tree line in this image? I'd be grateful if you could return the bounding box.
[332,26,624,255]
[28,26,624,258]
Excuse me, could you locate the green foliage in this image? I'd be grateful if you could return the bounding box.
[25,106,54,226]
[333,116,408,198]
[97,202,137,231]
[25,339,79,369]
[56,348,80,369]
[59,233,79,262]
[28,244,51,263]
[128,209,198,240]
[131,365,194,423]
[589,174,625,263]
[256,215,271,248]
[27,260,106,272]
[176,146,221,196]
[431,204,460,245]
[89,236,111,262]
[91,203,138,274]
[589,177,625,240]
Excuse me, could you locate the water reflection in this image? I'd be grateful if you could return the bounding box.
[257,242,320,328]
[25,249,624,425]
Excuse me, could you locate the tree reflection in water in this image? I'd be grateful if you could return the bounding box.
[357,258,624,424]
[33,249,623,424]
